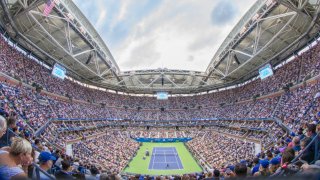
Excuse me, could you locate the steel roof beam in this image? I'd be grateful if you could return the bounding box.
[163,74,181,88]
[220,11,297,79]
[0,0,100,85]
[13,0,42,18]
[28,10,113,82]
[206,0,276,72]
[55,1,121,77]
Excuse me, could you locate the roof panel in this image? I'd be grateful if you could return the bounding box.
[0,0,319,94]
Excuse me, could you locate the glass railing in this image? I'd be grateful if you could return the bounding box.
[0,129,56,180]
[32,163,56,180]
[0,128,19,147]
[291,132,319,163]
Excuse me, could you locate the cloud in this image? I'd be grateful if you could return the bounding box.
[115,0,131,22]
[74,0,257,72]
[188,32,222,52]
[95,9,107,30]
[113,0,219,71]
[211,0,238,26]
[187,55,194,62]
[120,39,160,69]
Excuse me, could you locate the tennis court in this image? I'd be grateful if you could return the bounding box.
[123,142,202,175]
[148,147,183,170]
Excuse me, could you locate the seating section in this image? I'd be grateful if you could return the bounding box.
[73,131,139,173]
[187,132,255,169]
[0,34,319,179]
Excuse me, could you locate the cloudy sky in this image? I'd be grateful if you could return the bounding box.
[73,0,257,72]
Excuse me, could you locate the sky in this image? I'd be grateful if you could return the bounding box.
[73,0,257,72]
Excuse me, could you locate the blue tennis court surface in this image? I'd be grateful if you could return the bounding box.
[148,147,183,170]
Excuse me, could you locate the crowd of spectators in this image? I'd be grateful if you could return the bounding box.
[0,31,320,180]
[73,131,139,174]
[187,132,255,169]
[185,123,320,179]
[0,115,139,179]
[275,82,320,133]
[0,82,57,131]
[0,76,318,135]
[0,33,320,132]
[37,119,285,149]
[1,34,320,111]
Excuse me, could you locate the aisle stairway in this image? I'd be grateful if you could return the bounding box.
[272,94,286,117]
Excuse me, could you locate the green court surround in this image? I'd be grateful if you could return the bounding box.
[123,142,202,175]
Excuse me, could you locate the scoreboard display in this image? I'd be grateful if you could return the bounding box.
[52,63,66,80]
[259,64,273,80]
[157,92,168,100]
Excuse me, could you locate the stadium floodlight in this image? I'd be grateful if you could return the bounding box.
[85,53,93,64]
[233,54,241,65]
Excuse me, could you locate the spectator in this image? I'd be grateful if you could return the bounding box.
[251,157,260,175]
[52,150,61,164]
[272,148,298,177]
[254,159,270,177]
[204,171,213,180]
[297,128,305,140]
[54,154,65,169]
[32,151,56,180]
[85,166,100,180]
[0,137,33,179]
[306,124,317,138]
[213,169,220,180]
[0,115,6,138]
[234,163,247,177]
[269,157,280,174]
[300,137,314,163]
[33,139,41,150]
[54,159,74,179]
[292,137,301,153]
[266,151,273,161]
[282,148,295,165]
[99,173,108,180]
[0,116,16,147]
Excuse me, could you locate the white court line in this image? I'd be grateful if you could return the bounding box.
[173,148,182,169]
[164,149,167,165]
[163,149,180,170]
[151,148,156,169]
[151,147,183,170]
